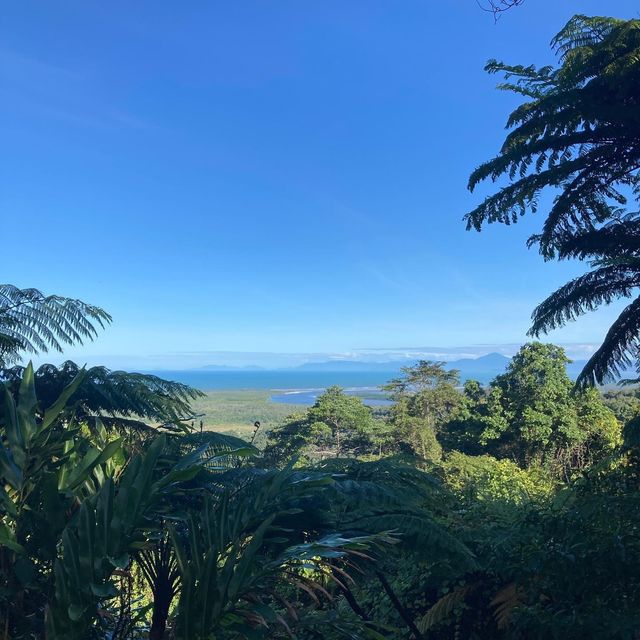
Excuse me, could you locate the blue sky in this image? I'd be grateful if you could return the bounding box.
[2,1,638,369]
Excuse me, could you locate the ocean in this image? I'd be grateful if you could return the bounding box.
[146,370,397,391]
[145,370,396,406]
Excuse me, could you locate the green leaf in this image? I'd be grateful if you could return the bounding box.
[14,557,37,586]
[41,367,87,431]
[0,521,25,554]
[16,362,38,446]
[108,553,129,569]
[67,604,85,622]
[89,582,117,598]
[59,439,122,492]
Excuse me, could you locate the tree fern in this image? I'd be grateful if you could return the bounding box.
[0,360,203,426]
[466,15,640,255]
[0,285,111,365]
[417,584,472,634]
[466,15,640,385]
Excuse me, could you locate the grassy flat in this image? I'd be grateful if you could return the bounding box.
[189,389,303,437]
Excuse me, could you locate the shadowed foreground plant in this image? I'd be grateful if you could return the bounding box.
[168,464,395,640]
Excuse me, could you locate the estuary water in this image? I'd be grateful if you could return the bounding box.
[145,370,396,391]
[145,370,395,406]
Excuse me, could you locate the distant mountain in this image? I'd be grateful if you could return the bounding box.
[295,360,411,372]
[447,352,510,372]
[446,353,510,383]
[293,353,511,383]
[196,353,630,385]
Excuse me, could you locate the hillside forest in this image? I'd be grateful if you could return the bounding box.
[1,12,640,640]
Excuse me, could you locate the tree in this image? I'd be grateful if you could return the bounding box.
[602,388,640,426]
[441,380,508,456]
[0,364,201,638]
[465,15,640,385]
[480,343,620,474]
[307,386,376,457]
[384,361,462,458]
[479,0,525,19]
[264,387,377,464]
[0,284,110,366]
[263,412,332,466]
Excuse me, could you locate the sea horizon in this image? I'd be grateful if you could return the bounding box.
[144,369,398,392]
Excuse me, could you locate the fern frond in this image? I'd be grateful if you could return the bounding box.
[575,295,640,386]
[417,585,471,633]
[490,582,523,629]
[466,15,640,257]
[0,360,203,425]
[529,265,640,336]
[0,284,111,365]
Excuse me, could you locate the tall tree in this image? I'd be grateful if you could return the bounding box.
[465,15,640,385]
[383,361,461,459]
[264,386,377,464]
[307,385,375,457]
[479,343,620,474]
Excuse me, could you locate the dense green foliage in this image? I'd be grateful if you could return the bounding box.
[259,343,636,638]
[450,344,621,476]
[264,386,390,464]
[264,344,617,479]
[466,15,640,385]
[4,9,640,639]
[1,285,639,639]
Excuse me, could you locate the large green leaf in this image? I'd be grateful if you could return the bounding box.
[58,438,122,492]
[41,366,86,431]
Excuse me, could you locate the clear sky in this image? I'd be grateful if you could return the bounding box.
[2,1,638,369]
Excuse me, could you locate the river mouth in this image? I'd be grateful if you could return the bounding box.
[269,386,393,407]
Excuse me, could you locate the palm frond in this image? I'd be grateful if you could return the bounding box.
[466,16,640,255]
[490,582,524,629]
[551,213,640,261]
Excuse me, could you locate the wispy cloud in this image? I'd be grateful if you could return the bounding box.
[0,49,156,131]
[39,343,601,371]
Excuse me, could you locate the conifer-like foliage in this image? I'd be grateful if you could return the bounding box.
[0,284,111,366]
[466,15,640,384]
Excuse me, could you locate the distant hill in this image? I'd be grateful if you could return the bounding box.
[446,353,510,382]
[293,353,511,384]
[196,353,632,386]
[294,360,410,372]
